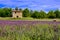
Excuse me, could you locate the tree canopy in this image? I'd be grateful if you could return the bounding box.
[47,10,56,18]
[0,7,60,19]
[0,8,12,17]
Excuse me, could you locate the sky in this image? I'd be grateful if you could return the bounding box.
[0,0,60,12]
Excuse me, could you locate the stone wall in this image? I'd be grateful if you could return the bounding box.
[12,12,22,18]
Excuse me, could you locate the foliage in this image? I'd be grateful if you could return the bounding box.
[15,7,18,10]
[31,10,47,18]
[47,10,56,18]
[31,11,39,18]
[0,8,12,17]
[0,24,60,40]
[0,7,60,19]
[39,10,47,18]
[54,9,60,18]
[0,20,60,40]
[23,8,31,17]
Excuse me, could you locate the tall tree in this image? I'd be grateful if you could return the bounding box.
[15,7,18,10]
[30,10,33,17]
[0,8,12,17]
[23,8,30,17]
[3,8,12,17]
[31,11,39,18]
[39,10,47,18]
[47,10,56,18]
[54,9,60,18]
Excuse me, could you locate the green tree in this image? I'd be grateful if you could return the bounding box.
[15,7,18,10]
[30,10,33,17]
[19,8,22,11]
[31,11,39,18]
[3,8,12,17]
[0,9,5,17]
[47,10,56,18]
[39,10,47,18]
[0,8,12,17]
[23,8,30,17]
[54,9,60,18]
[31,10,47,18]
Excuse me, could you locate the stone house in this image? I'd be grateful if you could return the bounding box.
[12,9,22,18]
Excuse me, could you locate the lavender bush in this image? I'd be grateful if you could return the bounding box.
[0,20,60,40]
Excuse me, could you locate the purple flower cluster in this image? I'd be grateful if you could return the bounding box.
[0,20,60,27]
[0,20,60,40]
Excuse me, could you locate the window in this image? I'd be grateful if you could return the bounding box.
[15,12,16,13]
[17,16,18,18]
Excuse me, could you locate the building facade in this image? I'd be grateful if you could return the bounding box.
[12,10,22,18]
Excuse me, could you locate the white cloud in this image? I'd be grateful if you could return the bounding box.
[0,0,60,12]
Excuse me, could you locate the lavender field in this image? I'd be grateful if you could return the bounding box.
[0,20,60,26]
[0,20,60,40]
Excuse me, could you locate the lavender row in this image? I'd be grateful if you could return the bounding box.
[0,20,60,27]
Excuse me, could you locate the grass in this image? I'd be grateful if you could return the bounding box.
[0,17,34,20]
[0,17,60,40]
[0,17,60,21]
[0,24,60,40]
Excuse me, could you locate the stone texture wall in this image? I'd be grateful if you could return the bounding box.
[12,12,22,18]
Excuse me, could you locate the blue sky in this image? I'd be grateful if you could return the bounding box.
[0,0,60,12]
